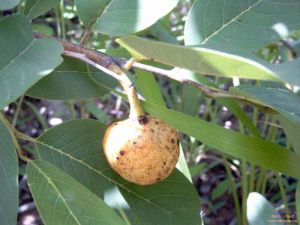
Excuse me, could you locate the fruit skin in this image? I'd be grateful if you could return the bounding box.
[103,115,179,185]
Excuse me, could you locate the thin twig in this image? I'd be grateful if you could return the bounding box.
[80,29,92,46]
[12,95,24,127]
[34,33,275,112]
[63,51,132,87]
[0,112,31,162]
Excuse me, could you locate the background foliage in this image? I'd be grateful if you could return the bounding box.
[1,0,300,225]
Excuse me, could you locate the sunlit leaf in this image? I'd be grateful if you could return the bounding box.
[183,0,300,85]
[117,36,279,81]
[75,0,178,36]
[184,0,300,55]
[0,0,20,10]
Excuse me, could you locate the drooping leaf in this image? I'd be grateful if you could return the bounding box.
[135,69,165,106]
[24,0,60,20]
[247,192,283,225]
[75,0,178,36]
[117,36,279,81]
[27,57,117,100]
[0,14,63,109]
[184,0,300,56]
[181,83,202,116]
[33,119,202,225]
[27,160,126,225]
[141,101,300,179]
[0,0,20,10]
[231,85,300,125]
[0,114,19,225]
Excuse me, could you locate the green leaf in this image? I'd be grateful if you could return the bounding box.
[87,103,110,124]
[27,57,117,100]
[0,0,20,10]
[296,182,300,224]
[117,36,279,81]
[270,58,300,87]
[0,14,63,109]
[27,160,126,225]
[277,115,300,155]
[135,69,165,106]
[76,0,178,36]
[74,0,110,27]
[32,23,54,36]
[172,69,260,137]
[0,114,19,225]
[231,85,300,125]
[34,119,202,225]
[247,192,283,225]
[184,0,300,55]
[183,0,300,86]
[211,179,229,200]
[24,0,60,20]
[142,101,300,179]
[181,83,202,116]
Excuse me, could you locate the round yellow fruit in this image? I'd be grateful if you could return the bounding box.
[102,115,180,185]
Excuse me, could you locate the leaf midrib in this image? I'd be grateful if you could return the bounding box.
[0,39,36,73]
[201,0,263,44]
[90,0,113,28]
[35,140,172,215]
[29,161,81,225]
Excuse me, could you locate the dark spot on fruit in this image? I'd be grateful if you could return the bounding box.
[171,139,175,143]
[155,121,159,125]
[138,115,149,124]
[120,150,125,156]
[117,157,120,160]
[165,145,170,150]
[133,141,137,144]
[163,161,166,165]
[156,177,161,181]
[150,129,154,133]
[177,139,179,145]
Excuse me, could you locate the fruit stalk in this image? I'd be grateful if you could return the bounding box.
[108,63,146,121]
